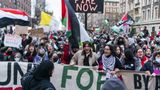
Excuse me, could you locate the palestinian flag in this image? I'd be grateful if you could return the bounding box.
[61,0,71,37]
[0,8,30,28]
[64,0,80,48]
[118,13,134,26]
[51,0,88,48]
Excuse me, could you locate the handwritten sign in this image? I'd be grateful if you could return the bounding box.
[4,34,22,48]
[28,28,44,37]
[15,25,28,35]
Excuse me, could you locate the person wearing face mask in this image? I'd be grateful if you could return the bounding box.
[3,47,15,61]
[34,48,48,64]
[141,51,160,75]
[14,53,22,62]
[50,53,61,64]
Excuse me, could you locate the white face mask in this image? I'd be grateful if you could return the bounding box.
[156,57,160,63]
[15,58,20,62]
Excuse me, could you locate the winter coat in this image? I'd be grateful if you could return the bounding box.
[21,61,56,90]
[70,50,99,67]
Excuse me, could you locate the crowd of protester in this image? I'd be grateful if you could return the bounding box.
[1,26,160,78]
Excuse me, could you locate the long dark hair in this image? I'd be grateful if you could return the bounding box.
[115,45,123,56]
[26,43,37,56]
[104,44,116,56]
[82,41,93,57]
[124,49,134,62]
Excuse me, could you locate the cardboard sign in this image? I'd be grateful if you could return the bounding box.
[69,0,104,13]
[4,34,22,48]
[15,25,28,35]
[28,28,44,37]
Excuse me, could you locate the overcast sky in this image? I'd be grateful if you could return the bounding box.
[45,0,54,12]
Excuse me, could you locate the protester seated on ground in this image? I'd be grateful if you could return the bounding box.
[24,43,37,62]
[3,47,15,61]
[98,44,123,79]
[21,60,56,90]
[123,49,141,71]
[102,77,126,90]
[70,41,99,69]
[141,51,160,75]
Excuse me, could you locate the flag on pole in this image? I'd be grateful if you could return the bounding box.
[40,11,52,26]
[79,21,91,42]
[0,8,30,28]
[62,0,71,37]
[118,13,134,26]
[65,0,80,48]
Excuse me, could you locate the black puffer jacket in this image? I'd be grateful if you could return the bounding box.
[21,60,56,90]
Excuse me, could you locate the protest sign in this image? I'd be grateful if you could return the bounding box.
[15,25,28,35]
[28,28,44,37]
[4,34,22,48]
[0,62,106,90]
[119,71,159,90]
[69,0,104,13]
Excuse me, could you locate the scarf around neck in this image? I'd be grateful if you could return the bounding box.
[102,54,116,71]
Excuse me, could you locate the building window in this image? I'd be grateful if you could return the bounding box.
[148,0,151,5]
[154,7,159,19]
[145,0,147,5]
[147,9,151,20]
[143,11,146,20]
[154,0,158,2]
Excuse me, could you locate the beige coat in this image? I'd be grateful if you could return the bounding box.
[70,50,99,68]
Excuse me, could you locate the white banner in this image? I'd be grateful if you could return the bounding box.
[4,34,22,48]
[119,71,160,90]
[0,62,106,90]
